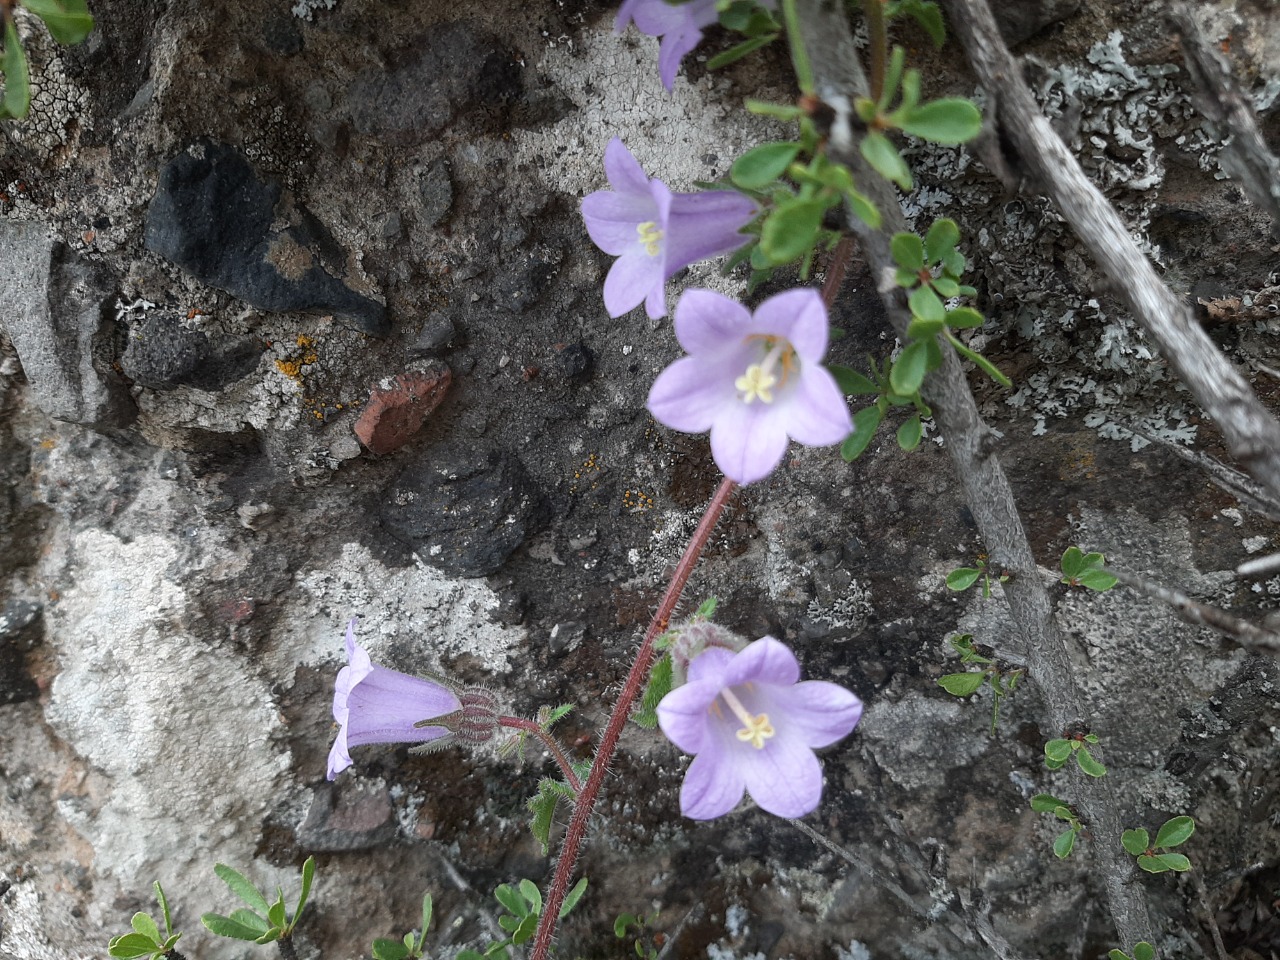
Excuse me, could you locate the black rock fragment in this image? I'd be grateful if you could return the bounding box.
[121,311,263,391]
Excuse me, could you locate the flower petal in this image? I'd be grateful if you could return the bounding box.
[785,365,854,447]
[709,400,789,484]
[648,356,737,434]
[740,730,825,817]
[581,190,656,256]
[656,674,723,754]
[663,191,757,274]
[771,681,864,748]
[680,747,747,819]
[750,289,829,361]
[672,288,753,357]
[342,664,460,750]
[685,644,735,684]
[603,250,662,318]
[603,137,651,197]
[724,635,800,687]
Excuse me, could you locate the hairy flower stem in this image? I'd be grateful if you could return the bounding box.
[861,0,888,104]
[529,476,738,960]
[498,716,583,791]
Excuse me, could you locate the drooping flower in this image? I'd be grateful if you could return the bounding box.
[657,636,863,820]
[615,0,720,91]
[327,620,496,780]
[647,288,853,484]
[581,138,757,320]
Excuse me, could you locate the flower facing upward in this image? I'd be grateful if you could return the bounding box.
[581,138,757,320]
[657,636,863,819]
[647,288,853,484]
[328,620,472,780]
[615,0,720,91]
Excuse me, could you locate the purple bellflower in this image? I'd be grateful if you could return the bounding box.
[327,620,496,780]
[647,287,853,484]
[615,0,719,91]
[657,636,863,819]
[581,138,757,320]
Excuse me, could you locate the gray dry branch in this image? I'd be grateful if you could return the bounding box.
[794,0,1154,948]
[941,0,1280,509]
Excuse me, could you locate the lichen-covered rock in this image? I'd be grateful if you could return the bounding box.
[121,310,262,391]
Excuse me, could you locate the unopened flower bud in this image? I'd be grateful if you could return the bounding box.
[667,619,746,685]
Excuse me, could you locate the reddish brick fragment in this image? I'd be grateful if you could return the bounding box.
[354,367,452,455]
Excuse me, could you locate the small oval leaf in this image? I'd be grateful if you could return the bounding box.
[731,142,802,190]
[1155,816,1195,849]
[937,672,985,696]
[900,98,982,145]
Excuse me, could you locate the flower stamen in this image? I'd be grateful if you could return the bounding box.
[719,686,775,750]
[636,220,664,257]
[736,340,797,405]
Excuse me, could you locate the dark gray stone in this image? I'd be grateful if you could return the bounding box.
[0,600,39,705]
[381,445,544,577]
[549,342,592,383]
[409,313,457,356]
[121,311,262,391]
[993,0,1081,46]
[296,782,397,851]
[144,141,389,335]
[0,221,133,428]
[346,22,521,142]
[418,159,453,227]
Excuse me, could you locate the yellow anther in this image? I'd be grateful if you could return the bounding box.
[735,713,775,749]
[636,221,664,257]
[735,364,777,404]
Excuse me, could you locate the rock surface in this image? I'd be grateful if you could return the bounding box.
[353,366,452,454]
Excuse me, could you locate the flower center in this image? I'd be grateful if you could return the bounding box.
[719,686,775,750]
[636,220,664,257]
[735,337,797,405]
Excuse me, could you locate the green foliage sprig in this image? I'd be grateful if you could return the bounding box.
[1122,816,1195,874]
[1030,793,1084,859]
[457,878,588,960]
[1,0,94,119]
[945,555,1009,598]
[1060,546,1119,591]
[200,857,315,945]
[709,0,781,70]
[107,882,184,960]
[1044,732,1107,778]
[936,634,1022,734]
[1109,942,1156,960]
[615,911,660,960]
[372,892,433,960]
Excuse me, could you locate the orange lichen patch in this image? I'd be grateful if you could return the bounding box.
[274,334,320,381]
[622,488,654,511]
[568,452,604,495]
[39,438,57,449]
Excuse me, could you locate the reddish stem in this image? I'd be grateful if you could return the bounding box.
[821,235,855,310]
[499,715,583,792]
[529,476,738,960]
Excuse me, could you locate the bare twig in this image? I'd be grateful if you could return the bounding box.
[1166,1,1280,228]
[1107,565,1280,654]
[794,0,1153,946]
[943,0,1280,508]
[1189,869,1231,960]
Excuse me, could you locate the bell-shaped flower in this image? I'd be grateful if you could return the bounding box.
[615,0,719,91]
[327,620,495,780]
[581,138,757,320]
[647,288,853,484]
[657,636,863,819]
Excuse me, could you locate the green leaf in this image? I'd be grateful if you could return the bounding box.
[108,933,159,959]
[1044,739,1073,763]
[907,316,944,340]
[1108,952,1130,960]
[130,913,161,944]
[1076,747,1107,778]
[946,567,982,591]
[828,363,879,396]
[213,864,271,916]
[494,884,527,918]
[615,913,638,938]
[420,892,433,940]
[890,340,929,395]
[1122,828,1151,856]
[860,132,913,190]
[229,908,271,934]
[1136,855,1169,874]
[900,98,982,145]
[1079,568,1119,591]
[0,20,31,119]
[707,33,777,70]
[745,98,803,121]
[153,882,174,938]
[1030,793,1071,814]
[937,672,985,696]
[560,877,588,919]
[201,913,270,942]
[21,0,94,45]
[841,405,884,461]
[518,879,542,917]
[541,704,574,727]
[1134,942,1156,960]
[1155,816,1195,849]
[892,0,945,45]
[1060,546,1085,579]
[908,285,946,324]
[456,951,488,960]
[1084,733,1099,743]
[759,199,824,265]
[634,653,674,729]
[292,856,315,928]
[890,232,925,272]
[923,218,959,264]
[512,913,539,945]
[947,334,1011,388]
[896,415,922,450]
[731,142,802,190]
[1157,851,1192,871]
[373,938,411,960]
[1053,828,1076,859]
[527,783,560,855]
[1044,756,1066,770]
[930,276,960,298]
[267,896,287,930]
[845,188,881,229]
[945,307,984,329]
